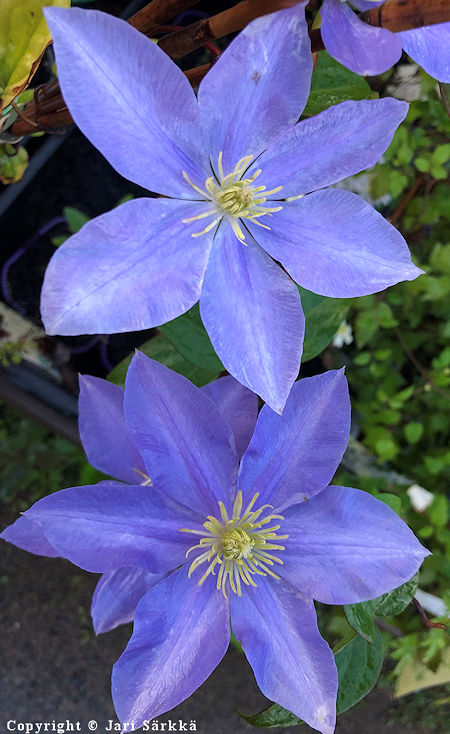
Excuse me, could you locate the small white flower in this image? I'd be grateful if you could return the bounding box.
[407,484,434,513]
[332,320,353,349]
[415,589,448,618]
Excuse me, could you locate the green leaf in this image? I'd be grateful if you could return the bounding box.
[63,206,90,234]
[108,333,220,389]
[230,629,243,654]
[355,309,378,348]
[159,304,223,373]
[299,287,352,362]
[377,302,398,328]
[336,628,383,713]
[240,704,300,728]
[353,351,370,366]
[404,421,424,444]
[375,436,399,461]
[373,492,402,515]
[414,155,431,173]
[344,600,376,643]
[374,573,419,616]
[429,494,448,528]
[0,143,28,184]
[430,164,447,180]
[239,630,383,727]
[432,144,450,165]
[303,52,376,117]
[0,0,70,111]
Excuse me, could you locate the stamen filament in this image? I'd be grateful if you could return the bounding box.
[182,152,287,244]
[181,491,288,598]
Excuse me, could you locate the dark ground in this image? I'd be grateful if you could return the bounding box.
[0,540,436,734]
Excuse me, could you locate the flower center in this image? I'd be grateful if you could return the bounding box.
[181,152,283,244]
[179,490,289,597]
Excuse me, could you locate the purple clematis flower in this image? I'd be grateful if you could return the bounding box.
[1,353,428,733]
[321,1,450,80]
[3,369,257,634]
[40,4,422,413]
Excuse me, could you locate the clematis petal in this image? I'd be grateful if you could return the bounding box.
[112,567,230,728]
[1,516,59,557]
[250,190,423,297]
[23,482,200,574]
[41,197,214,336]
[280,485,430,604]
[351,1,385,11]
[321,0,402,76]
[398,23,450,83]
[249,98,408,197]
[198,3,311,173]
[230,579,337,734]
[44,7,209,197]
[124,352,238,514]
[238,370,350,511]
[199,227,304,415]
[202,376,258,459]
[91,567,166,634]
[78,376,146,484]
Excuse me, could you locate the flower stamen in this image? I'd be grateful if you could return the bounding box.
[180,490,288,598]
[182,152,284,243]
[132,468,153,486]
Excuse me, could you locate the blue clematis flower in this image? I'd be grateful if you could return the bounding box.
[1,353,428,733]
[321,1,450,80]
[40,4,422,413]
[3,369,257,634]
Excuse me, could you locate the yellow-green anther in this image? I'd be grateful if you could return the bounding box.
[180,490,289,598]
[181,152,283,243]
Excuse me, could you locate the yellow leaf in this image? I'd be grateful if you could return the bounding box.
[395,648,450,698]
[0,0,69,112]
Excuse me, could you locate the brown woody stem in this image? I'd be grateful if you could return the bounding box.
[9,0,450,136]
[412,598,448,631]
[128,0,201,35]
[364,0,450,33]
[158,0,300,58]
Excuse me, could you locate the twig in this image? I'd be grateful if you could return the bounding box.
[375,617,404,638]
[10,101,39,129]
[153,24,221,59]
[395,328,450,401]
[158,0,300,58]
[159,0,450,58]
[364,0,450,33]
[389,175,425,225]
[128,0,201,35]
[412,598,448,631]
[406,177,438,234]
[439,82,450,118]
[9,0,450,136]
[185,63,212,86]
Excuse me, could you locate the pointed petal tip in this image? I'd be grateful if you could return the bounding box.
[266,397,285,416]
[78,373,94,390]
[128,349,154,377]
[261,378,296,415]
[44,5,79,34]
[43,5,65,21]
[91,619,102,636]
[410,264,426,280]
